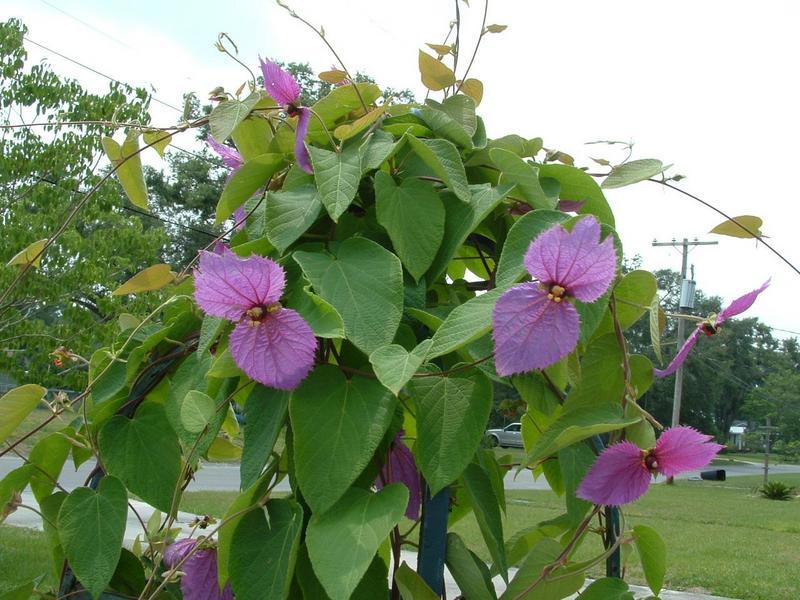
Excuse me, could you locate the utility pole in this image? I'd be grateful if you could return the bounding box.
[760,417,779,486]
[652,238,717,484]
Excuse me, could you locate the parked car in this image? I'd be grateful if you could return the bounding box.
[485,423,523,448]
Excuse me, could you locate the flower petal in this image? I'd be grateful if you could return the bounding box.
[233,205,247,231]
[294,108,313,174]
[653,426,723,478]
[163,538,197,568]
[376,432,421,520]
[653,327,701,378]
[716,279,770,325]
[576,441,652,506]
[207,137,243,172]
[492,283,580,375]
[523,216,616,302]
[260,58,301,107]
[183,548,233,600]
[194,251,286,320]
[229,308,317,390]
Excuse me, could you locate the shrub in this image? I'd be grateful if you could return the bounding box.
[759,481,796,501]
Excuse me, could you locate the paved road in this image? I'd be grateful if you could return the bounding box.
[2,455,798,494]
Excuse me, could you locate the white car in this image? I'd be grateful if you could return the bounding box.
[485,423,523,448]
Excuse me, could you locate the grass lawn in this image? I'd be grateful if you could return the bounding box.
[714,452,799,466]
[3,474,799,598]
[5,407,75,454]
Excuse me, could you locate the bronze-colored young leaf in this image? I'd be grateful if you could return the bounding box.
[101,133,149,210]
[112,264,175,295]
[459,78,484,105]
[318,69,348,84]
[709,215,764,238]
[6,239,47,268]
[485,24,508,33]
[418,50,456,91]
[426,43,453,56]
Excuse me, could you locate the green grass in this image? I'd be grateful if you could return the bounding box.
[714,452,799,465]
[5,407,75,454]
[4,475,799,599]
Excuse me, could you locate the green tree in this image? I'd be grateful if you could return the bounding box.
[0,18,167,390]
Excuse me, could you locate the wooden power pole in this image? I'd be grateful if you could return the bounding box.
[653,238,717,484]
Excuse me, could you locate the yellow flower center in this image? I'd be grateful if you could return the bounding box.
[245,302,282,324]
[547,284,567,303]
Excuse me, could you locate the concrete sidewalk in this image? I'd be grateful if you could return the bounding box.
[6,492,736,600]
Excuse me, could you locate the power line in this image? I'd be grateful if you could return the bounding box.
[37,0,135,50]
[23,36,183,114]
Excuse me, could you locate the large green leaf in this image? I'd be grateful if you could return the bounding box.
[217,474,271,586]
[595,270,657,336]
[375,172,445,281]
[558,443,595,525]
[427,183,515,283]
[395,562,439,600]
[28,433,71,502]
[309,143,362,222]
[265,184,322,253]
[0,384,46,445]
[426,287,508,359]
[58,476,127,599]
[180,390,216,434]
[98,403,181,512]
[229,499,304,600]
[602,159,666,189]
[285,285,345,339]
[360,129,398,173]
[241,385,289,490]
[522,404,639,468]
[290,366,397,514]
[419,97,476,149]
[209,92,261,142]
[306,83,382,143]
[0,466,32,524]
[462,462,508,579]
[538,163,614,227]
[294,237,403,355]
[369,340,433,396]
[405,135,471,203]
[40,492,67,581]
[445,533,497,600]
[500,538,584,600]
[633,525,666,596]
[215,153,285,223]
[408,368,492,494]
[564,334,625,411]
[577,578,634,599]
[307,485,407,600]
[495,210,569,288]
[490,149,552,210]
[89,349,127,405]
[101,134,148,210]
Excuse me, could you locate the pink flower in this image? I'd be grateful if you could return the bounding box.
[576,426,723,506]
[260,59,313,174]
[654,280,770,378]
[492,216,617,374]
[375,431,422,520]
[193,248,317,390]
[163,538,233,600]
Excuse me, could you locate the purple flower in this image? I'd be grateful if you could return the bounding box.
[492,216,617,374]
[260,59,313,174]
[654,280,770,378]
[207,137,247,230]
[163,538,233,600]
[207,136,243,173]
[375,431,421,520]
[576,426,723,506]
[193,248,317,390]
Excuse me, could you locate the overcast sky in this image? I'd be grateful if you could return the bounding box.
[4,0,799,339]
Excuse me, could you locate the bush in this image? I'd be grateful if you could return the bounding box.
[783,440,800,461]
[759,481,796,501]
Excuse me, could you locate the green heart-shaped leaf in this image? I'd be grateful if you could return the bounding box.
[369,339,432,396]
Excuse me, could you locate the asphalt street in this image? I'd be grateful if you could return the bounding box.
[2,455,798,493]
